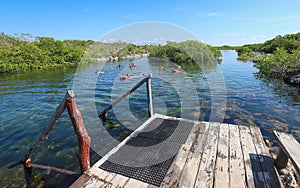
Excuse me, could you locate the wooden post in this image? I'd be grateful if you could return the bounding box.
[146,73,154,117]
[65,90,91,173]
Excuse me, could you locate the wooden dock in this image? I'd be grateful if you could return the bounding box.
[71,114,282,188]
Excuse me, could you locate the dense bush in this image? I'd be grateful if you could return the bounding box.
[234,32,300,82]
[0,33,92,73]
[149,40,221,64]
[0,33,152,74]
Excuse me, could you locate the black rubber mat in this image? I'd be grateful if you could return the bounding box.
[99,118,194,186]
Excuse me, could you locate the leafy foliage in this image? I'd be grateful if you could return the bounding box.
[0,33,152,74]
[86,42,151,58]
[149,40,222,65]
[230,32,300,83]
[0,33,92,73]
[254,48,300,78]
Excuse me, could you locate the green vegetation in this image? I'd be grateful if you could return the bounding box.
[236,46,257,61]
[0,33,152,74]
[0,33,93,73]
[149,40,222,70]
[234,32,300,85]
[254,48,300,77]
[85,42,151,58]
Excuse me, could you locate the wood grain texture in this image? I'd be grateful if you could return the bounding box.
[214,123,229,188]
[195,122,220,188]
[160,122,201,187]
[273,130,300,173]
[178,122,209,188]
[228,124,246,188]
[239,125,264,188]
[250,126,282,188]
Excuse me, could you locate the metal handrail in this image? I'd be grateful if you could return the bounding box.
[98,73,153,119]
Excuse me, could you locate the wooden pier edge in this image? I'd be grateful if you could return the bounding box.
[273,130,300,174]
[71,114,284,188]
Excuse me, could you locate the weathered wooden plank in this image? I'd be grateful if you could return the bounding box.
[125,178,150,188]
[84,166,105,177]
[228,124,246,188]
[239,125,264,188]
[160,122,203,187]
[98,171,117,188]
[177,122,209,188]
[214,123,229,188]
[273,130,300,173]
[109,174,130,188]
[195,122,220,188]
[148,185,159,188]
[81,175,106,188]
[69,174,91,188]
[250,126,282,188]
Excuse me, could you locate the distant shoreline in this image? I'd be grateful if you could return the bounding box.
[92,54,149,62]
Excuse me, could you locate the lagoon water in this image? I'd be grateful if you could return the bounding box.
[1,50,300,187]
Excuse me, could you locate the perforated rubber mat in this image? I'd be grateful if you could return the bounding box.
[99,118,194,186]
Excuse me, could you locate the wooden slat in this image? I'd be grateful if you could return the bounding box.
[69,174,90,188]
[273,130,300,173]
[109,174,130,188]
[228,124,246,188]
[82,176,105,188]
[148,185,159,188]
[125,178,150,188]
[195,122,220,188]
[160,122,202,187]
[239,125,264,188]
[84,166,105,177]
[214,123,229,188]
[178,122,209,187]
[250,126,282,188]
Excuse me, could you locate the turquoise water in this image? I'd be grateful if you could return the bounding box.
[1,50,300,187]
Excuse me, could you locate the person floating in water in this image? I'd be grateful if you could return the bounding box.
[120,73,147,81]
[172,64,181,73]
[129,63,136,69]
[160,65,165,71]
[117,64,122,68]
[172,69,181,73]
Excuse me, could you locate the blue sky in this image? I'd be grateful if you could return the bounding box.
[1,0,300,45]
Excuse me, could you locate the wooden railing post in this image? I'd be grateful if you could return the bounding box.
[65,90,91,173]
[146,73,153,117]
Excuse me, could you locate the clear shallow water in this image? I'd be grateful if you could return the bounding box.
[1,50,300,187]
